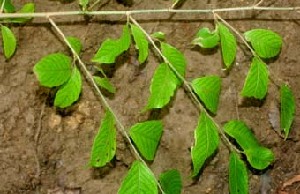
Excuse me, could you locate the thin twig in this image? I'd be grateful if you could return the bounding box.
[0,0,6,13]
[0,6,299,19]
[48,17,165,194]
[129,16,242,154]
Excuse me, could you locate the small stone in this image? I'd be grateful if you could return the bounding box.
[48,113,62,129]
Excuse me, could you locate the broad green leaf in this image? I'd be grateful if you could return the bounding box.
[218,23,237,68]
[66,36,82,55]
[10,3,35,23]
[224,120,275,169]
[0,0,15,13]
[191,76,221,114]
[229,152,248,194]
[244,147,274,170]
[94,76,116,94]
[151,31,165,41]
[89,110,116,167]
[244,29,282,58]
[281,84,295,138]
[118,160,157,194]
[159,169,182,194]
[129,120,163,160]
[131,24,149,63]
[1,26,16,59]
[192,27,220,49]
[191,111,219,176]
[146,63,178,109]
[161,42,186,84]
[54,67,82,108]
[92,25,131,64]
[79,0,89,11]
[34,53,72,87]
[242,57,269,99]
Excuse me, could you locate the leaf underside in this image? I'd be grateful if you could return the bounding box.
[280,84,295,138]
[159,169,182,194]
[229,152,248,194]
[192,27,220,49]
[94,76,116,94]
[131,24,149,63]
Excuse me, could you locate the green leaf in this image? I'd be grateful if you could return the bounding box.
[229,152,248,194]
[224,120,275,169]
[146,63,178,109]
[161,42,186,84]
[92,25,131,64]
[151,31,165,41]
[10,3,35,23]
[244,29,282,58]
[66,36,82,55]
[191,112,219,176]
[241,57,269,99]
[159,169,182,194]
[118,160,157,194]
[192,27,220,49]
[34,53,72,87]
[191,75,221,114]
[1,26,17,59]
[0,0,15,13]
[79,0,89,11]
[54,67,82,108]
[280,84,296,138]
[89,110,116,167]
[94,76,116,94]
[129,120,163,160]
[131,24,149,64]
[218,23,237,68]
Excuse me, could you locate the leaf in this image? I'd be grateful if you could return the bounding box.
[161,42,186,84]
[33,53,72,87]
[244,29,282,58]
[66,36,82,55]
[131,24,149,63]
[218,23,237,68]
[79,0,89,11]
[151,31,165,41]
[171,0,185,8]
[129,120,163,160]
[10,3,35,23]
[92,25,131,64]
[159,169,182,194]
[89,110,116,167]
[1,26,17,59]
[0,0,15,13]
[241,57,269,99]
[191,75,221,114]
[146,63,178,109]
[191,111,219,176]
[94,76,116,94]
[118,160,157,194]
[280,84,295,138]
[224,120,275,169]
[229,152,248,194]
[54,67,82,108]
[192,27,220,49]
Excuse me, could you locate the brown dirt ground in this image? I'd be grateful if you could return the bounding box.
[0,0,300,193]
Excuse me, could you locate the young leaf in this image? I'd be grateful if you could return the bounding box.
[244,29,282,58]
[131,24,149,63]
[34,53,72,87]
[129,120,163,160]
[159,169,182,194]
[10,3,35,23]
[66,36,82,55]
[241,57,269,99]
[161,42,186,83]
[229,152,248,194]
[1,26,17,59]
[192,27,220,49]
[0,0,15,13]
[89,110,116,168]
[224,120,274,169]
[191,111,219,176]
[151,31,165,41]
[218,23,237,68]
[92,25,131,64]
[281,84,295,138]
[54,67,82,108]
[79,0,89,11]
[146,63,178,109]
[191,75,221,114]
[118,160,157,194]
[94,76,116,94]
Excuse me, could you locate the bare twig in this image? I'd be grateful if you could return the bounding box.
[0,0,6,13]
